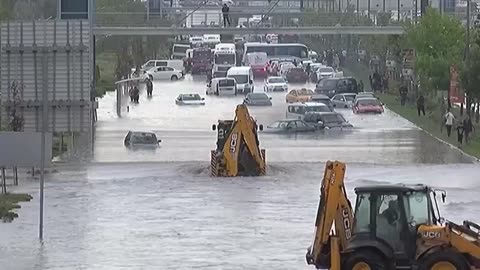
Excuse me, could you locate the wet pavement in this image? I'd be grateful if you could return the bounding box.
[1,75,478,270]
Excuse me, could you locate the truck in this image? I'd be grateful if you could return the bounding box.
[191,47,212,74]
[306,161,480,270]
[213,43,236,73]
[171,44,190,60]
[184,10,222,28]
[210,104,266,177]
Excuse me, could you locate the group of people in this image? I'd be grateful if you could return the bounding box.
[369,72,389,93]
[128,77,153,104]
[443,109,474,146]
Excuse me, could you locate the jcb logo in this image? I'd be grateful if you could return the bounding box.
[230,133,238,153]
[343,208,352,240]
[422,231,440,239]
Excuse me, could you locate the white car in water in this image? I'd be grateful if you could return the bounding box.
[316,66,336,80]
[264,76,288,92]
[144,66,183,81]
[175,94,206,105]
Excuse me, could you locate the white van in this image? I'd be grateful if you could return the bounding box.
[141,60,185,74]
[226,67,254,94]
[206,77,237,96]
[286,102,331,120]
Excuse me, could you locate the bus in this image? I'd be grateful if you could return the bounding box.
[213,43,236,73]
[243,42,309,62]
[171,44,190,60]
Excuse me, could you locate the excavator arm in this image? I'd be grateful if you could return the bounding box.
[306,161,353,269]
[211,104,266,177]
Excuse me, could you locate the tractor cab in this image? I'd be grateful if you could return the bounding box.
[347,184,443,268]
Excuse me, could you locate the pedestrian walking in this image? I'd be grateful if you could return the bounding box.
[456,123,464,146]
[305,63,311,81]
[417,95,425,116]
[146,78,153,97]
[463,115,473,143]
[358,80,364,92]
[222,4,231,27]
[399,84,408,106]
[445,109,455,137]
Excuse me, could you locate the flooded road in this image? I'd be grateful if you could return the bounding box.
[94,75,471,164]
[1,75,478,269]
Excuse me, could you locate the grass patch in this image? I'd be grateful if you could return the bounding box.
[0,193,33,222]
[96,52,117,98]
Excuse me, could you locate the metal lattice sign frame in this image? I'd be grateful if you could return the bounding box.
[0,20,92,132]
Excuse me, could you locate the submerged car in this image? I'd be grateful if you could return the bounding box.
[332,93,357,108]
[315,77,359,98]
[286,67,308,83]
[124,131,161,148]
[353,97,384,114]
[243,93,272,106]
[264,76,288,92]
[175,94,205,105]
[310,94,334,111]
[263,119,316,133]
[304,111,353,129]
[286,88,315,103]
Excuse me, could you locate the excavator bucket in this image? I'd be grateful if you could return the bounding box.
[210,104,266,177]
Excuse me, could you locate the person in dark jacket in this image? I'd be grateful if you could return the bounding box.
[146,78,153,97]
[222,4,231,27]
[132,86,140,103]
[399,84,408,106]
[463,115,473,143]
[417,95,425,116]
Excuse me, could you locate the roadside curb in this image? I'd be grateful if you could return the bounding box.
[385,106,480,163]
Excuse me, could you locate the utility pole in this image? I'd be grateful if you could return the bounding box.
[39,49,49,241]
[465,0,471,64]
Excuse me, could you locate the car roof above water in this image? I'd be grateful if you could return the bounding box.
[288,102,328,107]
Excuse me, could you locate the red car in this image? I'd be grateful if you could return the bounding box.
[353,98,384,114]
[286,68,308,83]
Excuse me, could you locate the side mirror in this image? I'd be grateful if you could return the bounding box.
[269,97,272,100]
[249,80,253,84]
[212,124,217,131]
[202,97,205,100]
[158,139,162,143]
[259,124,264,131]
[442,192,447,203]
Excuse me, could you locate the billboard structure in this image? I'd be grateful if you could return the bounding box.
[0,20,93,134]
[60,0,89,20]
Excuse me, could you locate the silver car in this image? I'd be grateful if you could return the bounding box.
[332,93,357,108]
[243,93,272,106]
[124,131,161,148]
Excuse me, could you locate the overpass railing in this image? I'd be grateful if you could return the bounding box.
[94,10,409,28]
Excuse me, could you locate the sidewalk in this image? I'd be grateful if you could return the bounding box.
[345,62,480,160]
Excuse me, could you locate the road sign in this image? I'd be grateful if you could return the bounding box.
[0,20,93,133]
[60,0,89,20]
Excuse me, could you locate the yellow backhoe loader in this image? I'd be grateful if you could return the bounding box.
[306,161,480,270]
[210,104,266,177]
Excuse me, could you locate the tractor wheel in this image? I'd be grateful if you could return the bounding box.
[418,250,468,270]
[343,250,387,270]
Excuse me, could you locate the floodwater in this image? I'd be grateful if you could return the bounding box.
[1,75,479,270]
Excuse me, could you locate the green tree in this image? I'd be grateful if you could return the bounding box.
[460,32,480,119]
[405,8,465,93]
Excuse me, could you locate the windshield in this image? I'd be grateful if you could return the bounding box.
[246,44,308,58]
[181,94,201,101]
[404,191,430,226]
[193,50,210,59]
[298,89,314,96]
[321,113,346,123]
[345,94,356,101]
[305,106,330,113]
[131,133,157,144]
[358,99,380,106]
[319,79,337,88]
[215,54,236,65]
[173,46,189,53]
[248,93,268,100]
[218,79,236,87]
[269,121,289,128]
[228,75,248,84]
[268,77,285,83]
[319,67,334,73]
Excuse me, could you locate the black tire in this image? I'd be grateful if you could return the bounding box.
[418,250,468,270]
[171,75,178,81]
[343,250,387,270]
